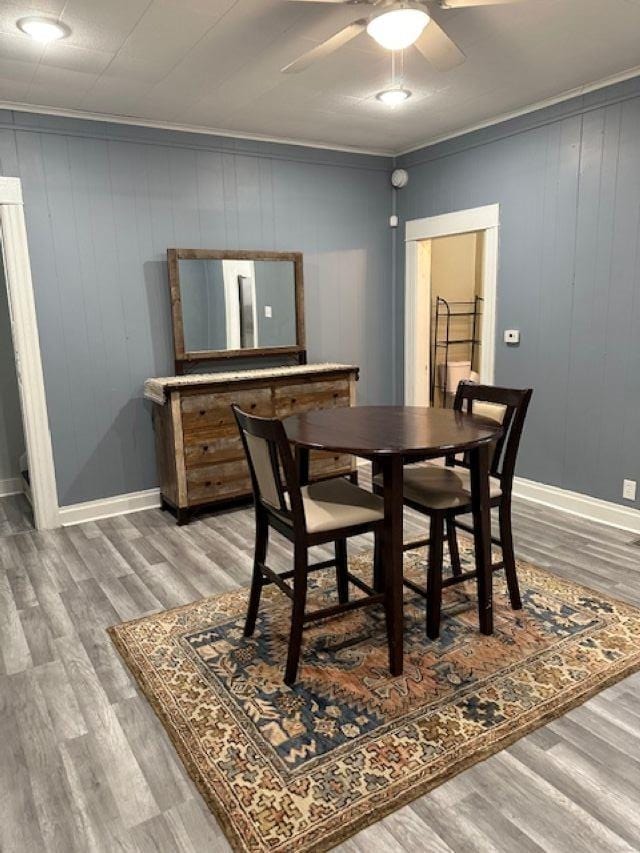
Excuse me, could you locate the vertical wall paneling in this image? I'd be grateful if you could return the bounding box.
[0,112,392,506]
[397,77,640,508]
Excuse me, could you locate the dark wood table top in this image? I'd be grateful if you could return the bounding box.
[284,405,502,460]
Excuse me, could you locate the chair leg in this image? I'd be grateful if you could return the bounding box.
[335,539,349,604]
[284,544,308,686]
[499,498,522,610]
[373,530,384,592]
[446,515,462,577]
[426,514,444,640]
[244,511,269,637]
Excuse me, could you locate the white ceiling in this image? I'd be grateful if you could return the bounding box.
[0,0,639,155]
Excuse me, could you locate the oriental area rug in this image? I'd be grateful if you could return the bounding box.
[109,542,640,853]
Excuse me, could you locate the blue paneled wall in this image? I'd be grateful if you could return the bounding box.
[396,77,640,508]
[2,75,640,511]
[0,112,393,506]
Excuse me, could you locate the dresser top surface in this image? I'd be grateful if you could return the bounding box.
[144,363,358,404]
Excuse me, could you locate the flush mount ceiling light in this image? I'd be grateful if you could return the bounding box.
[17,17,69,43]
[376,87,412,106]
[366,7,430,51]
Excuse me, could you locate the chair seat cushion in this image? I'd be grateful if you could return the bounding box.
[374,463,502,511]
[298,477,384,534]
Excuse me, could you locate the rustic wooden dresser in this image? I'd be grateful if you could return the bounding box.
[144,363,359,524]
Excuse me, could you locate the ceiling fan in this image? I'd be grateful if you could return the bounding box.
[282,0,523,74]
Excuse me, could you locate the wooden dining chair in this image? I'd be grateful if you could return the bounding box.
[232,404,391,686]
[376,382,532,640]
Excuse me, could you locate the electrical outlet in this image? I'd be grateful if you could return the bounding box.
[504,329,520,345]
[623,479,637,501]
[264,305,272,318]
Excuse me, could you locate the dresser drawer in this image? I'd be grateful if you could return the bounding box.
[186,460,252,504]
[274,379,350,418]
[183,426,244,469]
[181,388,272,434]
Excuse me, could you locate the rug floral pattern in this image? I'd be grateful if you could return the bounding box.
[109,544,640,853]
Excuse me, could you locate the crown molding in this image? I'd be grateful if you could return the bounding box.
[2,65,640,162]
[396,65,640,158]
[0,100,393,158]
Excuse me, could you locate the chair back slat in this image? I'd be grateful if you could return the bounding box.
[452,381,533,488]
[231,404,304,522]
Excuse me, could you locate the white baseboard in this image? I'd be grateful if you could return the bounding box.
[0,477,23,497]
[55,476,640,536]
[59,488,161,526]
[513,476,640,535]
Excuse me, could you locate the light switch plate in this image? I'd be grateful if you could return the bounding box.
[264,305,272,318]
[623,479,637,501]
[504,329,520,345]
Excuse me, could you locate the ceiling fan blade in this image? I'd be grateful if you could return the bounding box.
[439,0,524,8]
[281,20,367,73]
[414,18,465,71]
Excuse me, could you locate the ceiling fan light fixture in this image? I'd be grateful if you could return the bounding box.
[367,7,430,51]
[17,16,69,43]
[376,86,412,106]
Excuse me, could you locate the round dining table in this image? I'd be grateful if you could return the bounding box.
[283,405,503,677]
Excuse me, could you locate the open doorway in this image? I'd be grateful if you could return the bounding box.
[404,204,498,407]
[428,231,484,408]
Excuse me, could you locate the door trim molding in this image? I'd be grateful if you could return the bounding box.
[404,204,499,406]
[0,177,60,529]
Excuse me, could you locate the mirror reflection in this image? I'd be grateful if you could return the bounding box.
[179,258,297,352]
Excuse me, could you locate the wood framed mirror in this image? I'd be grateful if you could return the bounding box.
[167,249,306,371]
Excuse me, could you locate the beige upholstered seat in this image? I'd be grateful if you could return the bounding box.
[401,464,502,510]
[276,477,384,534]
[373,463,501,511]
[300,479,384,533]
[244,430,383,534]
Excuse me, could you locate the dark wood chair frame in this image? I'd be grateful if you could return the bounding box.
[232,404,390,686]
[397,383,533,640]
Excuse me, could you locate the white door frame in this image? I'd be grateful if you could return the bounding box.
[0,177,59,529]
[404,203,499,406]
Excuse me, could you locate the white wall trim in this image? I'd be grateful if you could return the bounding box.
[3,67,640,160]
[59,488,161,527]
[0,101,391,158]
[0,477,22,497]
[404,205,498,406]
[56,476,640,536]
[398,65,640,157]
[513,477,640,536]
[0,177,60,529]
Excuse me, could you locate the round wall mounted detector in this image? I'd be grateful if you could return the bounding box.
[391,169,409,189]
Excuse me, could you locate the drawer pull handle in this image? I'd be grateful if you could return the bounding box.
[199,410,205,416]
[203,445,209,452]
[205,481,212,487]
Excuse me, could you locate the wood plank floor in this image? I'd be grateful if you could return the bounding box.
[1,477,639,853]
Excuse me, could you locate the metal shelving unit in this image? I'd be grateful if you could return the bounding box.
[430,295,483,406]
